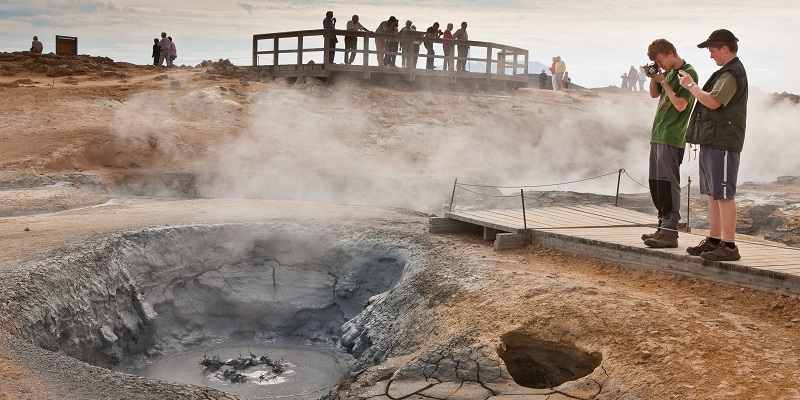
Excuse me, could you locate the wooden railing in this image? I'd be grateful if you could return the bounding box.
[252,29,528,77]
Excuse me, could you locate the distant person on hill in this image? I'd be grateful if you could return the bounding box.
[345,15,370,65]
[539,69,548,89]
[641,38,698,249]
[442,23,454,71]
[323,11,338,63]
[30,36,43,54]
[453,22,469,71]
[553,56,566,90]
[628,65,639,91]
[638,66,647,91]
[563,71,571,89]
[151,38,160,66]
[681,29,748,261]
[157,32,170,67]
[424,22,442,70]
[168,36,177,67]
[620,72,628,89]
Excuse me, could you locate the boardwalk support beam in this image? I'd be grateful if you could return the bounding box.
[493,232,532,250]
[429,217,482,234]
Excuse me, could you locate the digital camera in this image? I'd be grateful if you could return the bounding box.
[644,62,659,75]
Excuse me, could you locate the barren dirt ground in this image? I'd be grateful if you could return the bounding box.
[1,53,800,399]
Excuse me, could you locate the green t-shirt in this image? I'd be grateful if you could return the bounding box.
[650,63,698,149]
[709,71,738,106]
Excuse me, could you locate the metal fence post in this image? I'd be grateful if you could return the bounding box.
[521,189,527,230]
[614,168,623,206]
[449,178,458,212]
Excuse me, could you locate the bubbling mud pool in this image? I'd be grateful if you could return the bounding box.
[131,339,352,399]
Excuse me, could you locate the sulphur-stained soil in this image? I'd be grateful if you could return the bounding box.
[1,52,799,400]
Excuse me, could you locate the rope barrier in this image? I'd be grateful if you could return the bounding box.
[457,170,620,189]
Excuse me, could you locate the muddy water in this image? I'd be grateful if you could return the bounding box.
[133,339,353,399]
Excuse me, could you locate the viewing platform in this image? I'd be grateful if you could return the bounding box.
[252,29,529,89]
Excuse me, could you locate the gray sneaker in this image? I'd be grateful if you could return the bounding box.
[700,244,741,261]
[644,233,678,248]
[686,238,720,256]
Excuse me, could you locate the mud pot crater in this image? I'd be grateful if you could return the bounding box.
[0,223,416,399]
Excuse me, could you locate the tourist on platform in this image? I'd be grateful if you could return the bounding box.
[345,15,370,65]
[323,11,338,63]
[620,72,628,89]
[400,20,415,68]
[453,22,469,71]
[638,66,647,91]
[375,16,398,67]
[641,38,697,249]
[563,71,571,89]
[424,22,442,69]
[384,19,400,66]
[442,23,454,71]
[682,29,748,261]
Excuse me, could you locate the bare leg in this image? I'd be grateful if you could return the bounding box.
[707,196,721,239]
[718,198,737,243]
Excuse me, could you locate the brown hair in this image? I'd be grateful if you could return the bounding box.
[710,41,738,53]
[647,39,678,61]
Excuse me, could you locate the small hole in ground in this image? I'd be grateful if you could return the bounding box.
[498,331,602,389]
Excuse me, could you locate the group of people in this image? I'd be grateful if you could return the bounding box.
[641,29,748,263]
[323,11,470,70]
[621,65,647,91]
[151,32,177,67]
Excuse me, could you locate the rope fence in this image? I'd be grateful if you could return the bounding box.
[446,169,800,253]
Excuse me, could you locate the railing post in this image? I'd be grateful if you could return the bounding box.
[273,36,279,66]
[323,30,330,64]
[520,189,527,230]
[449,178,458,212]
[297,35,304,66]
[615,168,623,207]
[485,46,492,74]
[252,35,257,66]
[363,32,370,67]
[686,176,692,232]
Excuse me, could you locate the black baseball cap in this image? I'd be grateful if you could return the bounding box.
[697,29,739,48]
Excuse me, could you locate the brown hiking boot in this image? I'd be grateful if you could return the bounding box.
[686,238,720,256]
[700,244,741,261]
[641,229,660,241]
[644,233,678,248]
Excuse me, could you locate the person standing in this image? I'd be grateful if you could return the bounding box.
[538,69,548,89]
[375,16,398,66]
[168,36,177,67]
[453,22,469,71]
[400,20,415,68]
[553,56,566,90]
[638,66,647,91]
[442,23,454,71]
[620,72,628,89]
[628,65,639,91]
[562,71,571,89]
[157,32,170,67]
[345,15,370,65]
[641,39,698,249]
[384,19,400,66]
[30,36,43,54]
[424,22,441,70]
[323,11,338,63]
[151,38,160,66]
[680,29,748,261]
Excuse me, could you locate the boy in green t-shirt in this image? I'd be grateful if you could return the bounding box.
[641,39,698,248]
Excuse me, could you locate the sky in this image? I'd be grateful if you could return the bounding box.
[0,0,798,93]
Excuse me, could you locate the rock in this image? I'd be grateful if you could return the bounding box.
[414,100,428,114]
[170,80,181,90]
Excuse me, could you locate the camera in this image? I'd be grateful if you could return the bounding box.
[644,62,659,75]
[437,30,443,35]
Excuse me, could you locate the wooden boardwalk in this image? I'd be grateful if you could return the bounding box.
[430,205,800,295]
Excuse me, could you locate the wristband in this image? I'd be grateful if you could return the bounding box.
[687,82,695,88]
